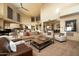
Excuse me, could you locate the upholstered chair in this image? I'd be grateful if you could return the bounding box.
[55,33,67,42]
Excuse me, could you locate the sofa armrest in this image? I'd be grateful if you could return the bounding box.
[0,53,9,56]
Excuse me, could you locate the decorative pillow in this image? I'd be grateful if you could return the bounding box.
[9,41,16,52]
[59,33,64,37]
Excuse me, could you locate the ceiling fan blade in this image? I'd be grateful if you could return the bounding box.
[22,7,29,11]
[20,3,29,11]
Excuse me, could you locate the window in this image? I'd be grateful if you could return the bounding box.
[31,17,35,22]
[7,7,13,19]
[36,17,40,21]
[17,13,20,22]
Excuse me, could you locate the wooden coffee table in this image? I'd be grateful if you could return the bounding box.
[31,36,54,52]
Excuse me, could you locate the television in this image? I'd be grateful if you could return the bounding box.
[65,20,76,32]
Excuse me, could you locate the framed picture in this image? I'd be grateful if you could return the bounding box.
[65,20,76,32]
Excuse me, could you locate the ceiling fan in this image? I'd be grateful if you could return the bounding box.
[20,3,29,11]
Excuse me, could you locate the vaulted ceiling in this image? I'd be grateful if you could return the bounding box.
[12,3,78,17]
[12,3,43,17]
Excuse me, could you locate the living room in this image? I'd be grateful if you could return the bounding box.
[0,3,79,56]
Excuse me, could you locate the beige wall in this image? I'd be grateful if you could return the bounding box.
[3,3,21,21]
[10,23,20,29]
[0,3,32,29]
[0,4,5,17]
[0,19,4,28]
[21,14,31,28]
[60,13,79,41]
[0,3,21,29]
[60,14,79,33]
[7,4,32,29]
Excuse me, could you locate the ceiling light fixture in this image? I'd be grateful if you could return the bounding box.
[56,8,61,14]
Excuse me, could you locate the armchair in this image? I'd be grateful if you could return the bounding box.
[55,33,67,42]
